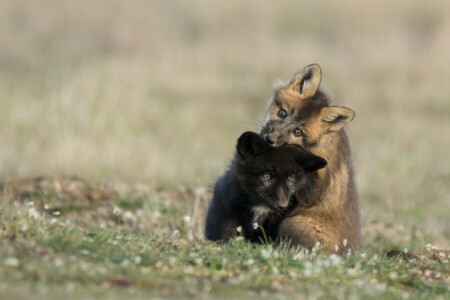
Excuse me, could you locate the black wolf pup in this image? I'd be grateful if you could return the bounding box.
[205,131,327,243]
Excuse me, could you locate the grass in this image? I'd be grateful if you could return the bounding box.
[0,177,449,299]
[0,0,449,298]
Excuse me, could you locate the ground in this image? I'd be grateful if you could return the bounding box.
[0,176,448,299]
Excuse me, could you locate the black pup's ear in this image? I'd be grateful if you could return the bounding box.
[295,152,327,173]
[236,131,270,159]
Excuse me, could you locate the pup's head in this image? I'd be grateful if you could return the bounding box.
[261,64,355,148]
[235,131,327,209]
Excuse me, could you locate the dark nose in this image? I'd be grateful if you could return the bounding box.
[265,135,275,145]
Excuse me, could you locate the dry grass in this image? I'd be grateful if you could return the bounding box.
[0,1,448,296]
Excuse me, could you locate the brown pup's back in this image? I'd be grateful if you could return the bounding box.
[261,64,360,254]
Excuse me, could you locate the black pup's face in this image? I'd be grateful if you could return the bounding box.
[235,131,327,210]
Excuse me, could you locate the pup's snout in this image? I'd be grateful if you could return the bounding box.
[265,135,275,145]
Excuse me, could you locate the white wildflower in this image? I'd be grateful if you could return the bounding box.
[134,255,142,264]
[389,272,398,280]
[403,248,408,254]
[342,239,348,247]
[334,245,339,252]
[44,204,50,210]
[20,224,28,232]
[50,218,58,225]
[152,211,161,218]
[121,259,130,267]
[183,215,191,223]
[347,268,357,275]
[236,226,242,233]
[246,259,255,265]
[123,211,134,219]
[27,207,39,219]
[113,207,121,215]
[4,257,19,267]
[329,254,342,266]
[54,258,64,268]
[252,222,258,230]
[272,251,280,259]
[260,248,270,259]
[52,211,61,216]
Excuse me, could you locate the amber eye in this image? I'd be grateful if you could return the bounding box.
[263,173,271,180]
[293,128,303,137]
[277,108,287,118]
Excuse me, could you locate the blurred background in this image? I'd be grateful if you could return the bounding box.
[0,1,449,245]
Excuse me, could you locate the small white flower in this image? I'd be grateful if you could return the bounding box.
[113,207,121,215]
[260,249,270,259]
[172,230,179,236]
[246,259,255,265]
[44,204,50,210]
[4,257,19,267]
[20,224,28,232]
[27,207,39,219]
[52,211,61,216]
[183,215,191,223]
[334,245,339,252]
[236,226,242,233]
[134,255,142,264]
[403,248,408,254]
[152,211,161,218]
[252,222,258,230]
[123,211,134,219]
[121,259,130,267]
[272,251,280,259]
[389,272,398,280]
[342,239,348,247]
[54,258,64,268]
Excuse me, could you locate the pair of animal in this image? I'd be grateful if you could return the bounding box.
[205,64,360,254]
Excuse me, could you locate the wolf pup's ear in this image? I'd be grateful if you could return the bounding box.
[320,106,355,133]
[237,131,270,159]
[288,64,322,99]
[295,152,327,173]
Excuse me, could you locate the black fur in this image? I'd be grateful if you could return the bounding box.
[205,131,327,243]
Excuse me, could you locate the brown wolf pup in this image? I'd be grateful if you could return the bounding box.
[260,64,360,254]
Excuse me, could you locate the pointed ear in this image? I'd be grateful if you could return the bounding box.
[320,106,355,133]
[236,132,270,159]
[295,152,327,173]
[287,64,322,99]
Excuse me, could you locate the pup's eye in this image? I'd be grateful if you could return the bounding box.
[277,108,287,118]
[263,173,271,180]
[293,128,303,137]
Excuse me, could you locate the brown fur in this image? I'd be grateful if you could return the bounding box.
[261,64,360,254]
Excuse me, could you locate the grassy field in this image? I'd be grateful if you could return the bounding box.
[0,0,449,299]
